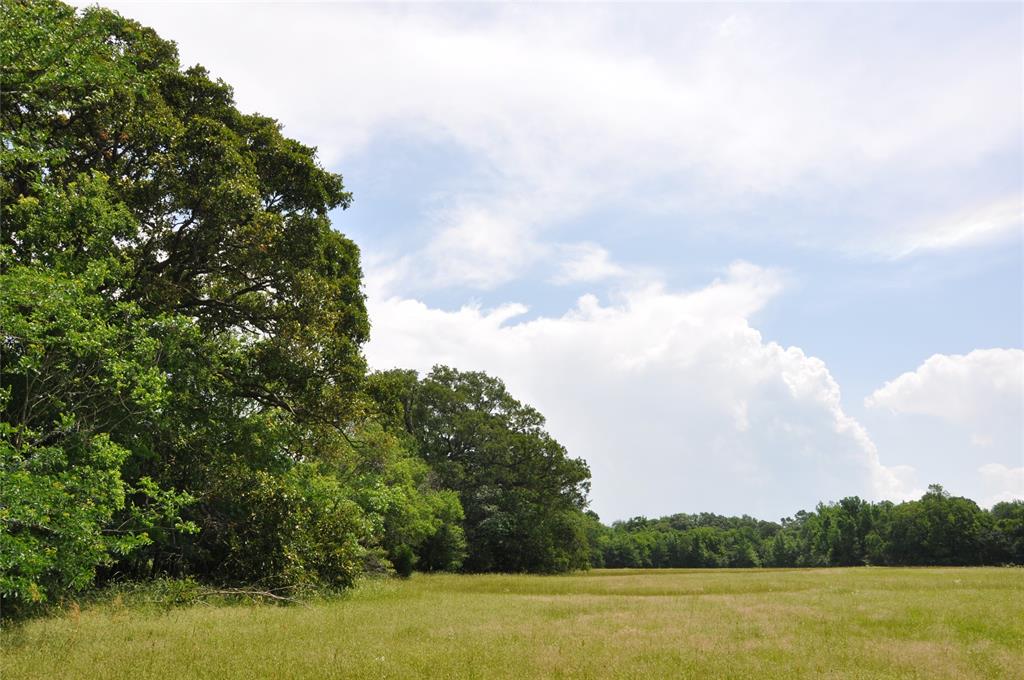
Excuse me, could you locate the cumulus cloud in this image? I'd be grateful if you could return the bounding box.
[865,349,1024,505]
[865,349,1024,434]
[365,262,915,520]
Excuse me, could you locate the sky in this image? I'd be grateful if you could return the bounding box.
[85,1,1023,522]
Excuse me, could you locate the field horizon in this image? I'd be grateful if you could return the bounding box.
[3,567,1022,679]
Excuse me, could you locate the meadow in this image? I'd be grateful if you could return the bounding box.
[2,568,1022,679]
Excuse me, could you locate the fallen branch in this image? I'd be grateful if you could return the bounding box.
[199,589,309,606]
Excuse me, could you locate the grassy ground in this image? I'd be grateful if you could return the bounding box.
[2,568,1022,679]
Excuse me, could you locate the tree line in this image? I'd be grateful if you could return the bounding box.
[1,2,1020,619]
[588,488,1024,569]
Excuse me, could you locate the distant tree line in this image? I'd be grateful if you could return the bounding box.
[587,488,1024,569]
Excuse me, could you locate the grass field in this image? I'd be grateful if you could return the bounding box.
[3,568,1022,679]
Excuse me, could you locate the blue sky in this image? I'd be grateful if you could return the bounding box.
[92,1,1023,521]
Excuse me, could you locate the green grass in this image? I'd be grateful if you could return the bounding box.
[3,568,1022,679]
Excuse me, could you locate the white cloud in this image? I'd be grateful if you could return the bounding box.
[370,216,628,292]
[865,349,1024,432]
[423,205,544,290]
[366,261,916,520]
[865,349,1024,505]
[82,2,1023,271]
[552,243,626,285]
[873,196,1023,259]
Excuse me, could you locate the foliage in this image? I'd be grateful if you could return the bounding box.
[879,484,992,566]
[592,486,1019,569]
[987,500,1024,564]
[0,262,193,610]
[369,367,592,573]
[341,423,467,575]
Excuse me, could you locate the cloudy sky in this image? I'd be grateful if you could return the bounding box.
[91,1,1023,521]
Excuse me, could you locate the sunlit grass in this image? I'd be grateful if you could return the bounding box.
[3,568,1022,679]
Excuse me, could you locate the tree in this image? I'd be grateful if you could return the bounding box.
[2,0,375,597]
[371,366,593,573]
[987,501,1024,564]
[882,485,989,566]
